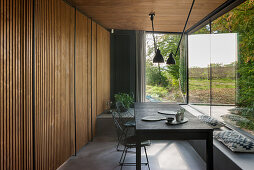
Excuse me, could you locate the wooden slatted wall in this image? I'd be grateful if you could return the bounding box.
[0,0,33,169]
[0,0,110,169]
[34,0,75,169]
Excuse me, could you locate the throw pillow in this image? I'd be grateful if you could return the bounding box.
[198,115,224,129]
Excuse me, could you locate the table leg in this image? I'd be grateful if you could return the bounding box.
[136,138,141,170]
[206,132,213,170]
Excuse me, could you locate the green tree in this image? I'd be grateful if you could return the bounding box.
[146,34,187,102]
[146,60,168,87]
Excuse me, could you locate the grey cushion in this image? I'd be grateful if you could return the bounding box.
[198,115,224,129]
[214,130,254,153]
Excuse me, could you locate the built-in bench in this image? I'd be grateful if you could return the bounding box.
[182,105,254,170]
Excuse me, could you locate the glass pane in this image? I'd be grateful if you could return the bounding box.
[188,25,211,115]
[210,33,237,121]
[145,33,187,103]
[211,0,254,135]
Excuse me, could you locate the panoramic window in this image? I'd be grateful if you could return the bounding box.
[145,33,187,103]
[188,0,254,135]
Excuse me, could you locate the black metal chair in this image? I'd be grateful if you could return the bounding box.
[115,102,136,151]
[112,111,150,170]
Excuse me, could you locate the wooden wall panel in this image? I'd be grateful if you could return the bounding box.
[96,24,111,116]
[34,0,75,169]
[0,0,33,169]
[75,10,90,151]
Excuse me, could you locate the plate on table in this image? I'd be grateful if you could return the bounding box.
[142,116,166,121]
[165,118,188,125]
[158,110,177,115]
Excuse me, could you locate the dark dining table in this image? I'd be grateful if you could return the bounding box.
[135,102,213,170]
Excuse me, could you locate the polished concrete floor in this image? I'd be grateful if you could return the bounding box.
[58,136,205,170]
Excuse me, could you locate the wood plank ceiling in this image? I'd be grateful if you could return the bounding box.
[67,0,227,32]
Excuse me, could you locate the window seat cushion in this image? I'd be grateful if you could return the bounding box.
[214,130,254,153]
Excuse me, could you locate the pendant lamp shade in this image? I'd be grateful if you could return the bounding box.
[149,12,165,64]
[153,49,164,63]
[166,52,175,65]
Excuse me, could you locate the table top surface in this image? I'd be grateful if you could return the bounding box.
[135,103,213,132]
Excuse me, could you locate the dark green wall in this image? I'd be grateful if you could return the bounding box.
[110,30,136,101]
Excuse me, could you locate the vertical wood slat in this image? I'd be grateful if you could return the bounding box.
[1,0,3,167]
[6,1,10,170]
[9,1,13,169]
[2,0,6,170]
[52,0,56,168]
[87,18,92,141]
[11,1,15,168]
[56,0,61,166]
[50,0,54,169]
[3,1,6,170]
[91,21,97,137]
[69,3,75,157]
[17,0,21,169]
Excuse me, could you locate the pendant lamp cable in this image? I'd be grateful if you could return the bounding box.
[175,0,195,56]
[150,13,157,53]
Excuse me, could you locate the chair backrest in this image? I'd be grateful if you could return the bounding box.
[116,101,126,113]
[112,111,135,145]
[112,111,127,145]
[116,101,134,118]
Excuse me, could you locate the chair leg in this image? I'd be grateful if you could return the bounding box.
[121,147,128,170]
[119,146,149,169]
[144,146,150,170]
[119,146,126,164]
[116,134,124,151]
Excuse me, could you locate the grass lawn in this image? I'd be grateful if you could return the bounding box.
[189,78,235,90]
[189,78,235,104]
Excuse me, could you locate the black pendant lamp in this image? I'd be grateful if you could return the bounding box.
[150,13,164,63]
[166,52,176,65]
[153,49,164,63]
[166,0,196,65]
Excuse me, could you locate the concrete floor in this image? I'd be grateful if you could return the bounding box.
[58,112,206,170]
[58,136,205,170]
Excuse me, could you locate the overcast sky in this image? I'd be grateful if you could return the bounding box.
[188,33,238,68]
